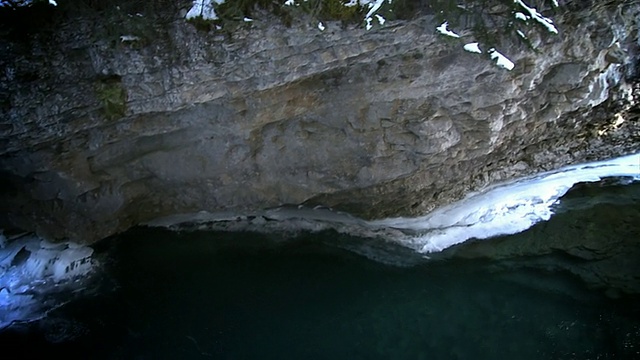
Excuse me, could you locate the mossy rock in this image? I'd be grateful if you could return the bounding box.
[319,0,363,22]
[95,77,126,121]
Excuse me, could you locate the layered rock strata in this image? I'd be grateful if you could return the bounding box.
[0,1,639,243]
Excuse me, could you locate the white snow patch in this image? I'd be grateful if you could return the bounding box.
[436,21,460,38]
[119,35,140,42]
[318,22,325,31]
[186,0,224,20]
[552,0,559,7]
[284,0,295,5]
[365,17,373,30]
[463,42,482,54]
[48,0,57,6]
[515,12,528,21]
[243,17,253,22]
[359,0,388,30]
[515,0,558,34]
[517,29,527,39]
[364,0,384,21]
[488,48,515,70]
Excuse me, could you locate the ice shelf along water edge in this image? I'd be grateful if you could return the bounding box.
[369,152,640,253]
[148,153,640,254]
[0,234,96,330]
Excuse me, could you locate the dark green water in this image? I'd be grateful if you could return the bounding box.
[2,182,640,359]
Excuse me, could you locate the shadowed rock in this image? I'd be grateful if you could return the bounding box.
[0,0,639,243]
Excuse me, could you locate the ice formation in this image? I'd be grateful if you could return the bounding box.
[149,153,640,256]
[369,153,640,252]
[0,234,96,329]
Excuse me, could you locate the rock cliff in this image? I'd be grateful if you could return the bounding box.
[0,0,639,243]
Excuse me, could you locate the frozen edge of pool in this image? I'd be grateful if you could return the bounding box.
[0,233,97,330]
[370,153,640,252]
[147,153,640,254]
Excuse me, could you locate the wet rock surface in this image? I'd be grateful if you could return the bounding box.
[0,1,639,243]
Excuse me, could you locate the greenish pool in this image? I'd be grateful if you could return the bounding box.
[1,181,640,360]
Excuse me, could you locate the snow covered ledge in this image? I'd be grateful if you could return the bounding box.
[0,233,97,329]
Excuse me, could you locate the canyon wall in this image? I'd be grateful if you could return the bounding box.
[0,1,638,243]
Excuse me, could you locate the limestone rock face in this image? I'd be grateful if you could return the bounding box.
[0,2,639,243]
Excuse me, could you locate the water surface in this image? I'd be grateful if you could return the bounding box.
[1,182,640,360]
